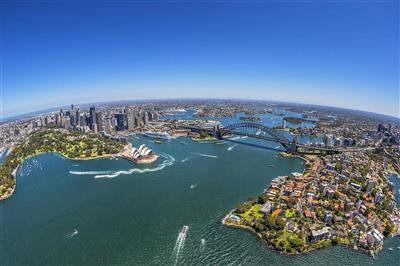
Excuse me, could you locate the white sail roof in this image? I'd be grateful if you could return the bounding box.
[138,144,145,153]
[131,147,138,157]
[143,149,152,156]
[140,147,149,156]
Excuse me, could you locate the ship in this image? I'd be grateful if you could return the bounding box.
[143,131,172,139]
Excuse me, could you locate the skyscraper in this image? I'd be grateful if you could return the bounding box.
[104,118,112,134]
[135,112,142,127]
[115,113,125,131]
[55,113,60,126]
[96,111,103,132]
[89,107,96,129]
[79,113,86,127]
[127,110,135,131]
[75,108,80,126]
[143,112,149,125]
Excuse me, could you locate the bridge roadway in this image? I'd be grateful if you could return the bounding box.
[180,124,374,153]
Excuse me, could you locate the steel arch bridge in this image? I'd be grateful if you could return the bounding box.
[220,122,292,148]
[179,122,373,154]
[180,122,295,150]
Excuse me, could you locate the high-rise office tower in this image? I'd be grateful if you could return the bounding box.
[127,110,135,131]
[115,113,125,131]
[96,112,103,132]
[143,112,149,125]
[75,108,80,126]
[79,113,86,127]
[89,107,96,129]
[104,118,112,134]
[135,112,142,127]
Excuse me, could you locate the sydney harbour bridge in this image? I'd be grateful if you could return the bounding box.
[180,122,371,154]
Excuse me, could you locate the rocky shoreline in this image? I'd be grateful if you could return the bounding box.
[222,209,381,257]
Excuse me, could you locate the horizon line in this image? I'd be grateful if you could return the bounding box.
[1,97,399,122]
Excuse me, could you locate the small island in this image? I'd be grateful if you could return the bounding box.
[283,117,308,124]
[239,116,262,122]
[0,128,124,200]
[223,151,400,257]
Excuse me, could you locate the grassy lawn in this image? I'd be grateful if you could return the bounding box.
[274,229,304,252]
[285,208,296,218]
[239,204,264,222]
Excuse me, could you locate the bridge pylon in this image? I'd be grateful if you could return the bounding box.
[289,137,298,153]
[213,125,223,140]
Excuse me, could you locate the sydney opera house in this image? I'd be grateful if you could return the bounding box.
[131,144,152,160]
[129,144,159,164]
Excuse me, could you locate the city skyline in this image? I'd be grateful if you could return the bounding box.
[1,1,399,118]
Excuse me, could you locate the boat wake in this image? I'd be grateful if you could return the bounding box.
[69,152,175,179]
[66,228,78,238]
[228,136,240,140]
[173,226,189,265]
[240,136,248,139]
[70,170,109,176]
[181,157,191,163]
[227,144,238,151]
[193,152,218,159]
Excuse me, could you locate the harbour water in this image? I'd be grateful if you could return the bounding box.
[1,113,399,265]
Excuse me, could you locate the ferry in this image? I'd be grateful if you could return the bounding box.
[143,131,172,140]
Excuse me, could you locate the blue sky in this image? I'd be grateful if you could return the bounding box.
[1,1,399,117]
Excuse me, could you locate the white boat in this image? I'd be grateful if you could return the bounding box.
[180,225,189,235]
[143,131,172,139]
[0,147,6,157]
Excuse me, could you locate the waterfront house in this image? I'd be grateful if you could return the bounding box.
[310,227,330,243]
[259,201,273,215]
